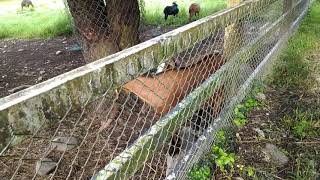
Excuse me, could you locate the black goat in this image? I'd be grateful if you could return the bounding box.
[163,2,179,21]
[166,108,215,176]
[21,0,34,9]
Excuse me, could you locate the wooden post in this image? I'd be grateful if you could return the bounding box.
[223,0,247,101]
[223,0,242,59]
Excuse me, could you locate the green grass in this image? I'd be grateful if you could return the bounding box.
[271,1,320,89]
[0,0,72,39]
[141,0,227,26]
[0,10,72,39]
[270,2,320,179]
[0,0,226,39]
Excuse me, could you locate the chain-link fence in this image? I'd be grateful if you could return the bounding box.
[0,0,310,179]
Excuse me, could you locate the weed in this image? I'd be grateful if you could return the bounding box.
[245,166,256,177]
[282,109,319,139]
[290,157,318,180]
[216,130,226,146]
[292,119,309,139]
[188,165,211,180]
[271,1,320,89]
[233,93,261,128]
[211,145,236,173]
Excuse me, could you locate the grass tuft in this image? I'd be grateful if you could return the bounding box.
[0,10,72,39]
[271,1,320,89]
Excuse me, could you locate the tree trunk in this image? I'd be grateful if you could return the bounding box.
[66,0,140,62]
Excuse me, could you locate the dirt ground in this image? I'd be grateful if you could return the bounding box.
[232,86,320,179]
[0,90,166,179]
[0,36,85,98]
[0,25,176,99]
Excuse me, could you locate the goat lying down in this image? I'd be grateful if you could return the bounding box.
[165,62,255,177]
[166,108,215,177]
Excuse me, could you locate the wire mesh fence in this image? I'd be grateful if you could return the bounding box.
[0,0,310,179]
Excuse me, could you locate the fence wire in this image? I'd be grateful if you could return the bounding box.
[0,0,310,179]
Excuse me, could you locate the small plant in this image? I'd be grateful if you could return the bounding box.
[237,164,256,178]
[244,97,259,110]
[291,157,318,179]
[245,166,255,177]
[233,90,263,128]
[293,119,309,139]
[234,104,248,128]
[215,130,226,146]
[211,145,236,173]
[188,165,211,180]
[281,109,319,139]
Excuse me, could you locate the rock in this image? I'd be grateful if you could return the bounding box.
[36,158,56,176]
[62,41,68,44]
[40,70,45,75]
[266,112,270,116]
[37,76,43,82]
[55,50,62,55]
[8,85,31,93]
[213,50,221,55]
[4,45,7,48]
[236,133,241,141]
[69,45,82,52]
[262,143,288,166]
[234,177,244,180]
[253,128,265,138]
[45,60,51,64]
[3,51,6,53]
[255,92,266,101]
[18,49,24,52]
[51,136,78,151]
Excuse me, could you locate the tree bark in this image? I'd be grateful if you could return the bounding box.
[66,0,140,62]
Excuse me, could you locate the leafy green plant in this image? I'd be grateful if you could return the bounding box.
[234,104,248,128]
[233,92,262,128]
[245,166,255,177]
[188,165,211,180]
[234,118,247,128]
[211,145,236,173]
[281,109,319,139]
[215,130,226,146]
[293,119,309,139]
[244,97,259,110]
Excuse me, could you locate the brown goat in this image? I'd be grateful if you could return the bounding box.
[124,52,225,116]
[189,3,200,21]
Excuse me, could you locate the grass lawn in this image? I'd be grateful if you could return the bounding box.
[141,0,226,26]
[0,0,227,39]
[272,0,320,89]
[0,0,72,39]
